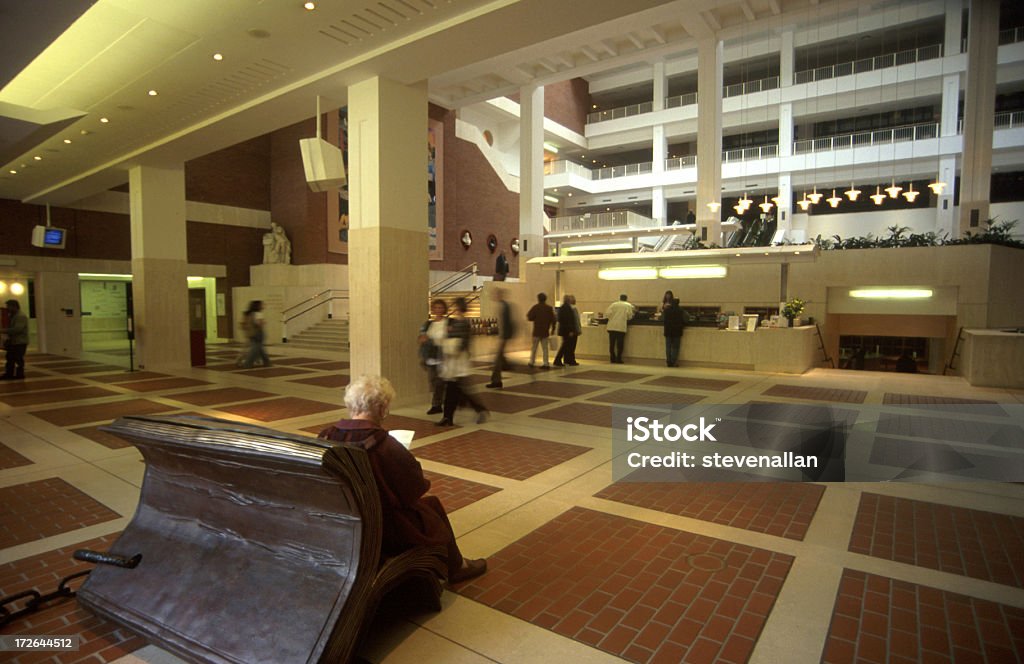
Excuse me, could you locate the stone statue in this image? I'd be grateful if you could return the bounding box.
[262,222,292,265]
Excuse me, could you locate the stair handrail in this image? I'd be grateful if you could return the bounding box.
[281,289,349,343]
[429,263,477,295]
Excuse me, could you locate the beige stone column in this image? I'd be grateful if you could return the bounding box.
[696,37,723,244]
[129,165,190,371]
[519,83,545,264]
[348,76,429,399]
[958,0,999,234]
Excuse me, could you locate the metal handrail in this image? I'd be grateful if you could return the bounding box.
[793,44,942,85]
[429,263,477,294]
[281,290,348,342]
[995,110,1024,130]
[792,122,939,154]
[281,289,347,317]
[998,26,1024,46]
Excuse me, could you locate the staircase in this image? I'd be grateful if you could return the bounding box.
[285,318,349,351]
[430,290,482,318]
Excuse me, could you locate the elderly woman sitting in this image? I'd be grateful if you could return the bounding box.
[319,375,487,583]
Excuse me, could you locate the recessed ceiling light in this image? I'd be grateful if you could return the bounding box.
[63,139,72,144]
[33,155,42,161]
[213,53,223,61]
[304,1,316,9]
[100,117,109,123]
[8,170,16,174]
[148,89,158,96]
[81,130,91,135]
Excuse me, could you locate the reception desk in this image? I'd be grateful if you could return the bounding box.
[575,322,818,374]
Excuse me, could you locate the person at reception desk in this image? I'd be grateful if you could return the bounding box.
[662,298,685,367]
[606,294,635,364]
[553,294,580,367]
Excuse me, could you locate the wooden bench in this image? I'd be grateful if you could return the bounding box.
[76,414,448,664]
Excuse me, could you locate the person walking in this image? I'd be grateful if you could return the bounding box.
[486,288,514,388]
[605,294,635,364]
[553,294,581,367]
[438,297,489,426]
[240,300,271,369]
[526,293,556,368]
[663,298,686,367]
[419,299,449,415]
[1,299,29,380]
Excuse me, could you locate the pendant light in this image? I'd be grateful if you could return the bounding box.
[928,180,946,195]
[796,195,811,211]
[734,203,746,215]
[845,184,862,201]
[707,201,721,213]
[826,189,842,208]
[807,188,823,204]
[885,180,903,198]
[738,192,753,210]
[759,194,774,213]
[870,185,886,205]
[903,183,919,202]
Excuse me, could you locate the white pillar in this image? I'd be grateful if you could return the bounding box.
[653,124,667,173]
[780,28,795,87]
[935,155,957,233]
[944,0,964,56]
[958,0,999,234]
[519,84,545,264]
[129,165,189,371]
[777,173,792,233]
[653,61,666,111]
[348,76,430,398]
[940,73,960,137]
[696,37,724,244]
[779,103,793,157]
[652,187,667,225]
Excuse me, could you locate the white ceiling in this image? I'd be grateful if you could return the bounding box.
[0,0,848,205]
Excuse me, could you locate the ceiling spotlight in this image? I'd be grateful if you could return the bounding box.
[8,170,16,174]
[33,155,42,161]
[304,1,316,9]
[63,138,72,144]
[213,53,224,61]
[148,89,158,96]
[100,117,109,123]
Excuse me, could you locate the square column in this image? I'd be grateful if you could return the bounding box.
[940,73,960,137]
[936,155,957,232]
[652,62,666,111]
[519,84,545,263]
[776,173,792,233]
[129,165,189,371]
[780,29,795,88]
[958,0,999,234]
[348,76,429,398]
[779,103,793,158]
[944,0,964,55]
[696,37,724,244]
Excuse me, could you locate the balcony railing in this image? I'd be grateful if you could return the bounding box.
[544,160,593,177]
[722,144,778,162]
[586,101,654,124]
[549,210,659,233]
[793,43,942,85]
[664,155,697,170]
[792,122,939,154]
[665,92,697,109]
[994,110,1024,130]
[594,162,653,180]
[999,26,1024,46]
[723,76,780,98]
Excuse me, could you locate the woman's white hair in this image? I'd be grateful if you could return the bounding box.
[344,375,396,417]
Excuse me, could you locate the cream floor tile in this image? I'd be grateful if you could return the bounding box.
[359,617,496,664]
[0,517,131,564]
[111,645,186,664]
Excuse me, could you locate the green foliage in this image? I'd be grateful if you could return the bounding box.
[783,298,805,320]
[811,219,1019,251]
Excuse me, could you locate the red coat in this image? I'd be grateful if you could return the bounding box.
[318,420,462,571]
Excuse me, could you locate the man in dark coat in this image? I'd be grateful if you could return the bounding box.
[494,251,509,281]
[663,298,686,367]
[553,294,581,367]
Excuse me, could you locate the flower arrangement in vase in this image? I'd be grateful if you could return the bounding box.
[782,298,805,326]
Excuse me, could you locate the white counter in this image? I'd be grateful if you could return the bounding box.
[575,324,818,374]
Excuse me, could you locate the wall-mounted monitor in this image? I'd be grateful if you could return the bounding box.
[31,225,66,249]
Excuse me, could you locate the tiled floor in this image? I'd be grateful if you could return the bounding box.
[2,345,1023,664]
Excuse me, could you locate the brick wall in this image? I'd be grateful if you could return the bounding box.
[544,78,590,136]
[186,221,264,338]
[0,198,130,260]
[430,104,520,278]
[186,135,272,210]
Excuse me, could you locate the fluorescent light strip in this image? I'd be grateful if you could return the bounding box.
[849,288,933,299]
[78,273,131,279]
[597,267,658,280]
[659,265,727,279]
[565,243,633,252]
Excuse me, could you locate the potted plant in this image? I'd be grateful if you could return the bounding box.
[782,297,805,327]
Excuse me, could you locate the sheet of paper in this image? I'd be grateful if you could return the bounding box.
[390,429,415,448]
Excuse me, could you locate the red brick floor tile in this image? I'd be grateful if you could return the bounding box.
[69,425,134,450]
[563,369,651,382]
[762,384,867,403]
[586,388,705,406]
[163,387,276,407]
[0,479,120,548]
[287,374,350,388]
[29,399,177,427]
[50,365,129,375]
[0,532,148,664]
[0,441,33,469]
[235,367,314,378]
[0,378,84,394]
[644,376,740,391]
[0,387,119,407]
[531,402,613,428]
[111,377,211,392]
[595,482,825,541]
[474,391,556,414]
[849,493,1024,588]
[500,380,607,398]
[268,356,334,366]
[214,396,341,422]
[380,414,461,441]
[422,470,500,513]
[413,431,590,480]
[85,371,169,384]
[456,507,792,663]
[821,569,1024,663]
[300,361,350,371]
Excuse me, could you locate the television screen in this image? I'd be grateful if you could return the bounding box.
[44,228,65,247]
